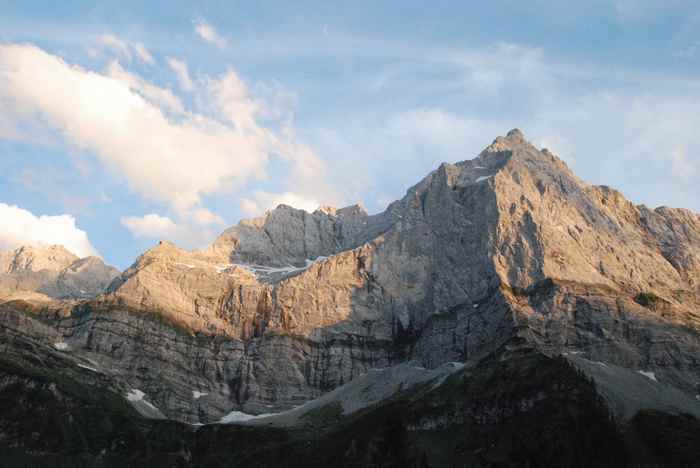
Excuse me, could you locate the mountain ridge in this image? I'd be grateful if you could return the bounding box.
[1,129,698,437]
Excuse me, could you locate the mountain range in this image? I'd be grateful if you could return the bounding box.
[1,129,699,467]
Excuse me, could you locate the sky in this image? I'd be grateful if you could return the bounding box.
[1,0,699,269]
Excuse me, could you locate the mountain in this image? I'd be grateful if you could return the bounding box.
[0,244,120,301]
[1,129,699,467]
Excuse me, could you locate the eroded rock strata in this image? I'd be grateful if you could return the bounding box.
[1,129,698,436]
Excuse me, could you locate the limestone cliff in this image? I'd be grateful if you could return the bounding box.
[2,129,699,425]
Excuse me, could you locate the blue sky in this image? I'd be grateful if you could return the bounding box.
[1,1,699,269]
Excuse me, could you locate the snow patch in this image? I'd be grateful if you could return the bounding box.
[430,362,465,389]
[174,262,195,269]
[142,400,160,412]
[234,256,328,280]
[126,389,146,401]
[215,264,233,273]
[220,411,278,424]
[193,390,208,399]
[78,363,99,372]
[637,370,658,382]
[595,361,608,367]
[475,175,493,183]
[54,342,69,351]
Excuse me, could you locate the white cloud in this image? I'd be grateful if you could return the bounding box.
[0,44,328,217]
[208,70,260,131]
[194,19,228,49]
[98,34,154,64]
[167,57,194,91]
[0,203,98,257]
[121,213,220,249]
[107,61,185,114]
[98,34,131,59]
[121,213,179,239]
[190,208,225,225]
[240,191,320,216]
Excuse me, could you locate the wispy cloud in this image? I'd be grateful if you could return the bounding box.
[167,57,194,91]
[194,19,228,49]
[98,34,154,64]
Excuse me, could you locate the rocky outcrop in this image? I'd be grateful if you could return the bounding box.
[1,129,699,427]
[0,245,120,300]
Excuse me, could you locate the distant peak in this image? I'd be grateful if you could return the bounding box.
[156,240,178,249]
[506,128,525,141]
[482,128,533,154]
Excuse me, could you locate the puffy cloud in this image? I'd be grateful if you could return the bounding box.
[240,191,320,216]
[121,213,220,249]
[167,57,194,91]
[0,44,305,215]
[190,208,225,225]
[194,19,228,49]
[209,70,261,131]
[121,213,179,239]
[0,203,98,257]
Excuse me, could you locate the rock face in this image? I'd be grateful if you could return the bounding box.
[1,129,699,429]
[0,245,120,300]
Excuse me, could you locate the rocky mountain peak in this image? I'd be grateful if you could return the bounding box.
[0,244,119,300]
[0,244,79,274]
[506,127,526,140]
[2,128,699,451]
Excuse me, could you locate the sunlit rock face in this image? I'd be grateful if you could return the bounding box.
[2,129,699,424]
[0,244,119,300]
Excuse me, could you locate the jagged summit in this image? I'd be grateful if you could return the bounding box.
[0,243,120,300]
[506,127,525,139]
[0,244,78,274]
